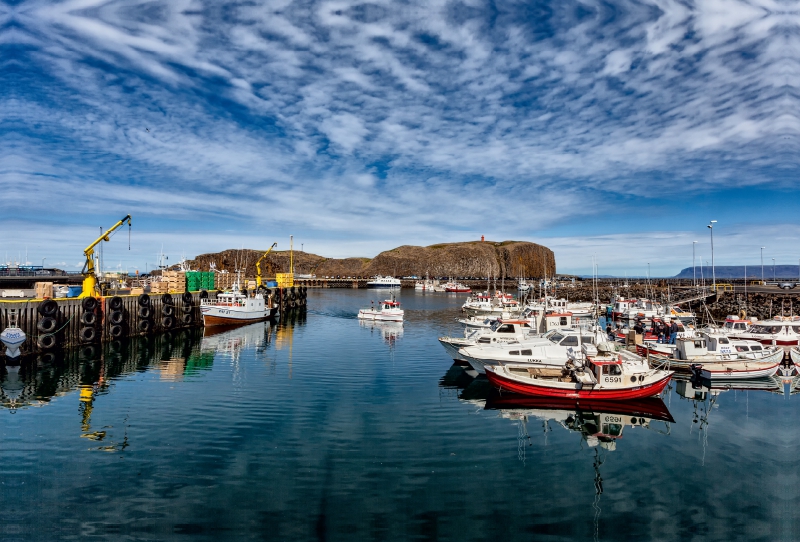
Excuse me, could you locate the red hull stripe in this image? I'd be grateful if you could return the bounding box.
[485,370,672,399]
[203,315,268,327]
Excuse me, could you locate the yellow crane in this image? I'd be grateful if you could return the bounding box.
[80,214,132,298]
[255,242,278,288]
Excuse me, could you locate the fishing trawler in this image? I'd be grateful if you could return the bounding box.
[200,272,274,327]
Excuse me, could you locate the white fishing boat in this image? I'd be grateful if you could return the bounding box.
[690,360,782,381]
[414,278,438,291]
[737,316,800,350]
[357,299,404,322]
[201,289,272,327]
[636,333,784,371]
[366,275,401,289]
[790,346,800,366]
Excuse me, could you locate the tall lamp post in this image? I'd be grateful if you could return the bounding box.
[41,257,46,269]
[761,247,765,284]
[692,241,697,287]
[707,221,717,289]
[772,258,776,281]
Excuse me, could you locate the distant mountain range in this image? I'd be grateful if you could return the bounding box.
[673,265,800,280]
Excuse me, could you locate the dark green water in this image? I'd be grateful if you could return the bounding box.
[1,289,798,541]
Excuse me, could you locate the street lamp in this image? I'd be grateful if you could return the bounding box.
[707,221,717,289]
[761,247,765,284]
[772,258,776,281]
[692,241,697,287]
[41,257,46,269]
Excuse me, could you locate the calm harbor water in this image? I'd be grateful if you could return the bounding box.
[1,289,798,541]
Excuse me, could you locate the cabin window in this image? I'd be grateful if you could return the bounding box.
[497,324,515,333]
[520,349,532,356]
[694,341,705,348]
[560,317,568,325]
[605,423,623,437]
[735,345,750,352]
[602,365,622,376]
[735,323,746,330]
[509,350,520,356]
[770,327,780,333]
[582,335,595,344]
[718,337,730,344]
[560,336,579,346]
[724,322,733,329]
[548,333,565,344]
[794,327,800,333]
[522,323,530,328]
[751,345,762,351]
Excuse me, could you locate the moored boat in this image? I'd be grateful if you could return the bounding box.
[200,288,273,327]
[484,343,673,399]
[690,360,782,381]
[357,299,404,322]
[366,275,401,289]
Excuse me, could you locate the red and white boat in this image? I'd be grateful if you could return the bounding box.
[357,299,404,322]
[201,289,272,327]
[485,343,673,399]
[445,282,471,293]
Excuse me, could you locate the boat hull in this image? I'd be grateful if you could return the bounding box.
[485,395,675,423]
[695,362,781,380]
[485,366,672,399]
[202,313,269,327]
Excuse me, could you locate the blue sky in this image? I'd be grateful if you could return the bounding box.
[1,0,797,276]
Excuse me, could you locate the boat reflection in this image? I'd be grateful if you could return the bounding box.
[201,320,273,359]
[485,395,674,452]
[359,320,404,346]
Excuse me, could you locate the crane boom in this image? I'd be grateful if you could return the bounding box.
[255,242,278,287]
[80,214,132,298]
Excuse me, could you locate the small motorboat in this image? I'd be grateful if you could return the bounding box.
[357,299,404,322]
[484,343,673,399]
[0,326,26,360]
[445,282,471,293]
[690,360,782,381]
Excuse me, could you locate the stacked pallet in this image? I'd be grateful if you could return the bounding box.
[150,281,170,294]
[214,272,236,290]
[35,282,54,299]
[162,271,186,293]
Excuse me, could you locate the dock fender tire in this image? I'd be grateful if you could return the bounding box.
[109,311,125,325]
[108,296,123,310]
[161,293,173,305]
[37,334,57,350]
[81,312,97,326]
[38,300,58,317]
[199,290,209,300]
[138,293,151,307]
[181,313,193,325]
[182,292,193,304]
[138,320,152,332]
[37,317,58,334]
[82,297,98,312]
[162,305,175,317]
[290,286,296,294]
[138,306,152,319]
[80,326,97,343]
[182,304,193,314]
[110,324,124,338]
[290,292,297,301]
[161,316,175,329]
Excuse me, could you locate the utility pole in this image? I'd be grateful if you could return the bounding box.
[692,241,697,288]
[761,247,765,284]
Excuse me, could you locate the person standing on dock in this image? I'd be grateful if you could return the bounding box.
[669,320,679,345]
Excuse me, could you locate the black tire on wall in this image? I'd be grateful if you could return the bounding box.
[162,305,175,317]
[138,306,152,319]
[37,317,57,334]
[182,292,193,304]
[138,293,151,307]
[181,313,193,325]
[200,290,209,299]
[182,304,193,314]
[38,300,58,317]
[81,312,97,326]
[110,325,124,338]
[82,297,98,312]
[162,293,173,305]
[109,311,125,325]
[37,334,57,350]
[80,326,97,343]
[162,316,175,329]
[108,296,123,310]
[138,320,152,332]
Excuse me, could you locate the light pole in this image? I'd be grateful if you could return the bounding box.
[41,257,46,269]
[707,221,717,289]
[772,258,776,281]
[761,247,765,284]
[692,241,697,287]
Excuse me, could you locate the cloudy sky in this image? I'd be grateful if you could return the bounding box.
[2,0,798,276]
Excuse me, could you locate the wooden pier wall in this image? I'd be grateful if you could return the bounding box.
[0,287,308,359]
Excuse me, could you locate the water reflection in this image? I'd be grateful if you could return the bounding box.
[359,320,404,346]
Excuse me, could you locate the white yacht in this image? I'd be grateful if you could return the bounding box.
[357,299,404,322]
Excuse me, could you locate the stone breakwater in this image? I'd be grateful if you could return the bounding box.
[558,284,800,321]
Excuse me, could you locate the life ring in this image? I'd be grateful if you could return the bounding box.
[37,317,58,334]
[82,297,98,312]
[110,324,124,338]
[138,293,151,307]
[109,311,125,325]
[81,312,97,326]
[37,334,57,350]
[38,299,58,317]
[138,306,152,319]
[80,326,97,343]
[108,296,123,310]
